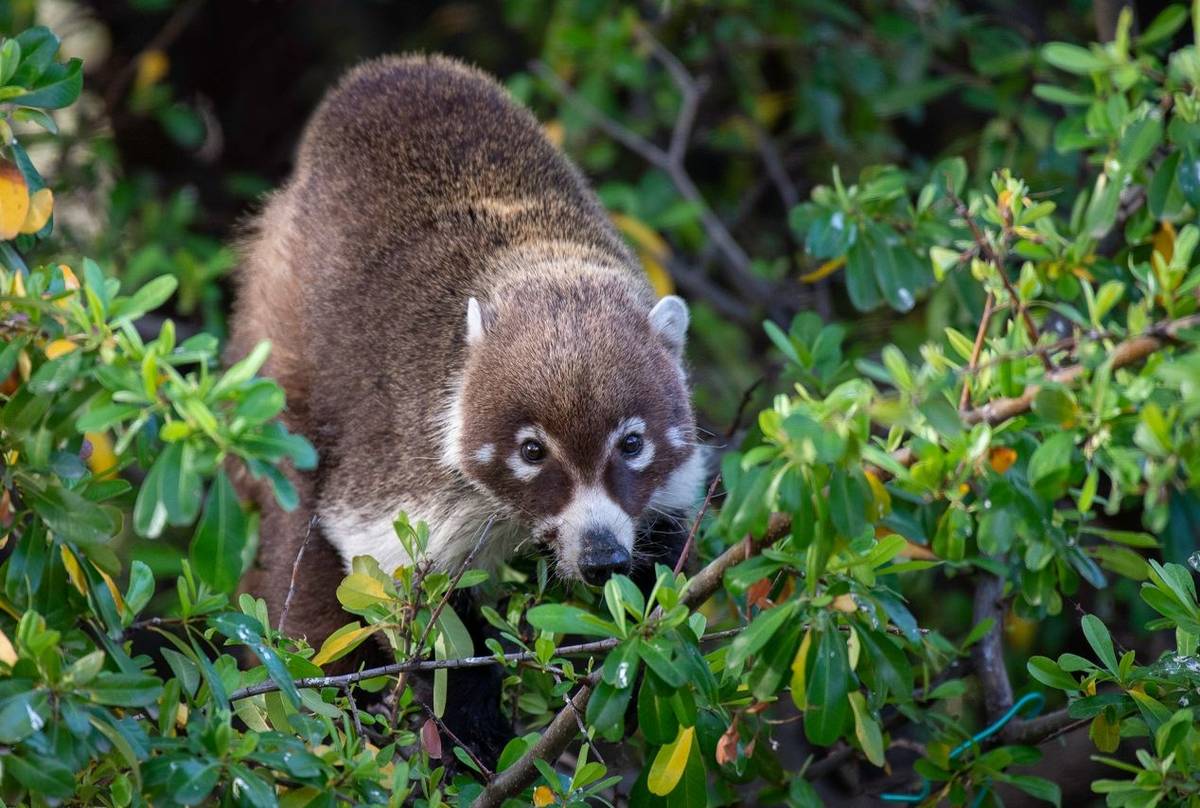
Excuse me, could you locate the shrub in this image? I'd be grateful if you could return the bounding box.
[3,5,1200,808]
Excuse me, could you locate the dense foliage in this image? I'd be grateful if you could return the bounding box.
[2,2,1200,807]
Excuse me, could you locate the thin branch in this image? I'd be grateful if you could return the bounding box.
[674,473,721,575]
[341,683,364,740]
[949,188,1044,355]
[227,628,744,702]
[531,39,774,305]
[411,515,495,658]
[959,293,995,411]
[279,515,318,634]
[423,703,495,782]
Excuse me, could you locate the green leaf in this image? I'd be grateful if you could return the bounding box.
[845,235,882,311]
[210,613,301,708]
[585,679,634,742]
[110,275,178,322]
[1026,656,1078,691]
[1042,42,1107,74]
[847,690,885,766]
[829,469,867,539]
[1027,431,1076,501]
[726,601,798,670]
[10,57,81,108]
[1081,614,1119,675]
[6,753,74,799]
[1138,5,1189,46]
[638,676,679,746]
[133,442,202,537]
[526,604,622,638]
[84,672,163,707]
[804,626,852,745]
[190,469,248,593]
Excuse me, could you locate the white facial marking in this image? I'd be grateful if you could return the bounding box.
[508,425,547,482]
[507,452,541,482]
[473,443,495,464]
[610,416,654,471]
[665,425,689,449]
[551,485,635,578]
[650,446,708,512]
[466,297,485,345]
[436,375,465,470]
[627,439,655,471]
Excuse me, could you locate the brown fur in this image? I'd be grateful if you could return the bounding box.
[228,55,689,656]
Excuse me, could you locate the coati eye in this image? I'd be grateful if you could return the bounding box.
[620,433,644,457]
[520,439,546,464]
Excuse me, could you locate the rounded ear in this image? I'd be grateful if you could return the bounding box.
[649,295,689,355]
[466,297,493,345]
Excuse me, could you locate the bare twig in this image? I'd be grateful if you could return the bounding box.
[531,36,774,305]
[103,0,205,111]
[726,376,766,440]
[949,188,1044,355]
[674,474,721,575]
[959,293,995,410]
[423,703,496,782]
[278,515,318,634]
[341,683,364,740]
[227,628,744,702]
[411,516,496,658]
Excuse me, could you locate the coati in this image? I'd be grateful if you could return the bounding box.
[227,54,706,761]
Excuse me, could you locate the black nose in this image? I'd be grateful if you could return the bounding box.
[579,528,631,586]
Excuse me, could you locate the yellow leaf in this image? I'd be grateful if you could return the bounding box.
[44,339,77,359]
[532,785,556,807]
[989,446,1017,474]
[98,566,127,615]
[61,546,88,596]
[85,431,118,480]
[18,188,52,235]
[335,573,391,610]
[1089,711,1119,753]
[1152,220,1176,265]
[611,212,670,261]
[1004,610,1037,652]
[997,189,1013,211]
[59,264,79,290]
[9,270,24,297]
[864,470,891,519]
[752,92,788,127]
[642,252,675,297]
[0,161,29,240]
[542,120,564,149]
[789,629,812,710]
[647,724,695,796]
[799,255,845,283]
[831,594,858,613]
[0,627,16,665]
[135,49,169,91]
[312,622,379,666]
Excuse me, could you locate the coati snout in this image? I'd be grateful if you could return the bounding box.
[447,285,702,584]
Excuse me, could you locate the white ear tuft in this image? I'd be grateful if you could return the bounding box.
[466,297,485,345]
[649,295,689,355]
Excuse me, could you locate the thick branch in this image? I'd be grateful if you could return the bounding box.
[963,314,1200,426]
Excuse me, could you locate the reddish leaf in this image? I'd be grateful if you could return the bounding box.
[421,718,442,759]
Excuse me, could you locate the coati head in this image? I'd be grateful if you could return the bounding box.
[445,270,704,585]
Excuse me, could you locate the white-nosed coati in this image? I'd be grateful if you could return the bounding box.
[227,54,705,762]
